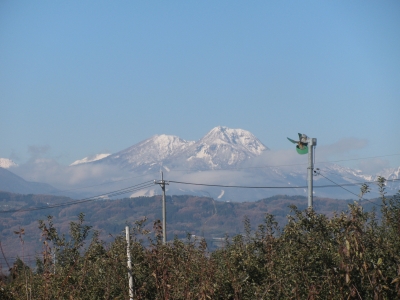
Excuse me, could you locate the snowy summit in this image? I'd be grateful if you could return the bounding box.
[0,158,17,169]
[185,126,269,169]
[70,126,270,171]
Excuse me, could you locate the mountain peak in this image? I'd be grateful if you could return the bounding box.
[148,134,194,149]
[72,127,269,171]
[183,126,269,169]
[201,126,269,154]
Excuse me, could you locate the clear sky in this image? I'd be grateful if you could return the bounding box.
[1,1,399,173]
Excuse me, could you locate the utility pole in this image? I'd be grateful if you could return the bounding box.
[307,137,317,209]
[125,226,134,300]
[287,133,317,209]
[155,172,169,244]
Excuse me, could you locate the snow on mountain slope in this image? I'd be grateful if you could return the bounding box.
[0,158,17,169]
[182,126,269,169]
[67,127,398,200]
[316,164,400,186]
[75,127,269,172]
[100,134,195,170]
[199,126,268,155]
[70,154,111,166]
[318,164,374,182]
[377,167,400,181]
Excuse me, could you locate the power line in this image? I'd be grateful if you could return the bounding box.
[317,173,361,199]
[317,167,367,183]
[1,176,397,214]
[168,180,308,189]
[168,178,400,190]
[21,153,398,195]
[50,174,158,194]
[0,181,155,214]
[317,172,381,207]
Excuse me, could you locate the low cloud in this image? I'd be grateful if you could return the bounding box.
[13,158,135,192]
[8,137,395,201]
[246,149,308,173]
[317,138,368,159]
[13,145,132,192]
[27,145,51,160]
[356,158,391,175]
[9,149,21,162]
[247,138,369,173]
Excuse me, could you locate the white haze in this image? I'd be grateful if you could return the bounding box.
[8,137,398,201]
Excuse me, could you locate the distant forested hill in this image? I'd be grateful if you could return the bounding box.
[0,191,380,268]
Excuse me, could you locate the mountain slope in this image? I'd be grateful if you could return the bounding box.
[97,134,195,171]
[179,126,269,169]
[0,167,59,195]
[70,153,111,166]
[89,126,270,172]
[65,127,399,201]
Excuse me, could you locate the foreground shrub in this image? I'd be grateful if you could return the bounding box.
[2,178,400,299]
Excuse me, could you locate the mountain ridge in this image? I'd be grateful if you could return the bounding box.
[81,126,270,171]
[0,167,59,195]
[1,126,398,200]
[65,126,399,200]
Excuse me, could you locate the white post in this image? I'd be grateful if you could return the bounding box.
[126,226,134,300]
[161,172,167,244]
[53,250,56,274]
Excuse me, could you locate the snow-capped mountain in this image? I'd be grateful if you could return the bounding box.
[70,153,111,166]
[89,127,269,172]
[0,158,17,169]
[67,126,399,201]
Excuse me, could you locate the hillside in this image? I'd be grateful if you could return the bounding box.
[0,191,381,268]
[0,167,59,195]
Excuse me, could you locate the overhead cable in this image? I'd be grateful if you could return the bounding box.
[168,178,400,189]
[317,172,381,207]
[0,181,154,214]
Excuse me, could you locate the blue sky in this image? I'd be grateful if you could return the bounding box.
[1,1,399,173]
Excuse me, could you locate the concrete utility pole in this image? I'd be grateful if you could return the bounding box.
[287,133,317,209]
[307,137,317,209]
[155,172,169,244]
[125,226,134,300]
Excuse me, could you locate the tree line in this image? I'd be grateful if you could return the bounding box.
[1,177,400,299]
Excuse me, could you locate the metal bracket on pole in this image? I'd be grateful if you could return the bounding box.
[154,171,169,244]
